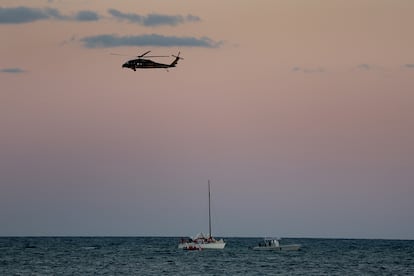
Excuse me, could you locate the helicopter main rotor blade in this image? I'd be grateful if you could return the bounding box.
[138,50,151,58]
[143,55,170,58]
[110,53,132,56]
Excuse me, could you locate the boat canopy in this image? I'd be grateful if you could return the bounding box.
[262,238,280,247]
[264,237,281,241]
[192,233,208,240]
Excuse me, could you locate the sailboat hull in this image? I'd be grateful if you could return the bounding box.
[178,240,226,250]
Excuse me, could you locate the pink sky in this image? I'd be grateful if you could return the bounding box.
[1,0,414,239]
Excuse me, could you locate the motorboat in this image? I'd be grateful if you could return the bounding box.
[253,238,301,251]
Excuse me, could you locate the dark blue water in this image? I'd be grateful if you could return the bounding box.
[1,237,413,275]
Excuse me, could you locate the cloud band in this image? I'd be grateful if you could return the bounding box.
[80,34,221,48]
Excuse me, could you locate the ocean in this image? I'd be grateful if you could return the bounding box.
[1,237,413,275]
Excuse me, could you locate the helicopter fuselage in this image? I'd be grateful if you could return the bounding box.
[122,58,174,71]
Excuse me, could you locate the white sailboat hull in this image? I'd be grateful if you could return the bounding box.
[178,240,226,250]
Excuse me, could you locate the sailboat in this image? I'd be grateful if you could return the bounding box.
[178,180,226,250]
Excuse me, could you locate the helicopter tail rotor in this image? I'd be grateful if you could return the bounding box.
[169,52,183,67]
[172,52,184,60]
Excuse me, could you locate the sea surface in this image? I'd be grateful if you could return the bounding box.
[1,237,413,275]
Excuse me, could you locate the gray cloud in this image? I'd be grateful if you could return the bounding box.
[0,6,63,23]
[292,66,325,73]
[357,64,372,70]
[108,9,200,26]
[403,64,414,68]
[354,63,385,72]
[143,14,185,26]
[80,34,221,48]
[107,9,141,23]
[74,10,100,21]
[0,67,26,73]
[1,6,199,26]
[0,6,99,23]
[186,14,201,22]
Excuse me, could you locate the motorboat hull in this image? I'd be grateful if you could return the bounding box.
[253,244,301,251]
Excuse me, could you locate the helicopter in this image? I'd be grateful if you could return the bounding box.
[116,51,183,71]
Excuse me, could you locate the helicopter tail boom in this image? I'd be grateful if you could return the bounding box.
[169,52,183,67]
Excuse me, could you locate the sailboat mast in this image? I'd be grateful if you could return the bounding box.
[208,180,211,238]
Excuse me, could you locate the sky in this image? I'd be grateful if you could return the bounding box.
[1,0,414,239]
